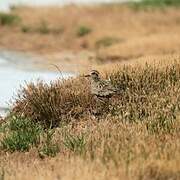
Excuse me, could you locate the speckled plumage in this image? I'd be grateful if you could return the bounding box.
[85,70,119,98]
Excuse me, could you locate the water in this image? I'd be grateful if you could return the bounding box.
[0,50,73,117]
[0,0,135,12]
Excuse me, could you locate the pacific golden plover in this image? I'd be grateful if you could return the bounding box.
[85,70,119,100]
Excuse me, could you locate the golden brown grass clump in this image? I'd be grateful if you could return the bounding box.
[12,61,180,129]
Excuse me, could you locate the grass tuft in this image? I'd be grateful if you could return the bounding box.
[0,116,42,152]
[11,79,95,128]
[21,25,32,33]
[36,21,50,34]
[0,13,20,26]
[130,0,180,9]
[63,133,86,155]
[95,36,121,48]
[21,22,64,35]
[39,129,59,157]
[77,25,92,37]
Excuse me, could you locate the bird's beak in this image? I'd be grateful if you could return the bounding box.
[84,74,90,77]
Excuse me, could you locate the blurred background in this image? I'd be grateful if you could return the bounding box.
[0,0,180,114]
[0,0,134,11]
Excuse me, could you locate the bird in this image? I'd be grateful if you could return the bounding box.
[84,70,119,100]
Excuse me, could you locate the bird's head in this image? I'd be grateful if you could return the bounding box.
[84,70,100,81]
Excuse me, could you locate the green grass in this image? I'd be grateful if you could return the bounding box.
[21,25,32,33]
[0,116,42,152]
[39,142,59,158]
[0,116,60,156]
[21,22,64,35]
[77,25,92,37]
[63,133,86,155]
[37,21,50,34]
[39,129,59,158]
[0,13,20,26]
[130,0,180,9]
[95,37,121,48]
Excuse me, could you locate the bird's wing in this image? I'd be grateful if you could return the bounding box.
[102,80,118,91]
[97,80,118,96]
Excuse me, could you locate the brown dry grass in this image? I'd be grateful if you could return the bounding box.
[0,5,180,71]
[11,57,180,128]
[0,118,180,180]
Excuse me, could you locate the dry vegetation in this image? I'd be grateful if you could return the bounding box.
[0,118,179,180]
[0,1,180,180]
[0,57,180,180]
[1,3,180,71]
[11,58,180,129]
